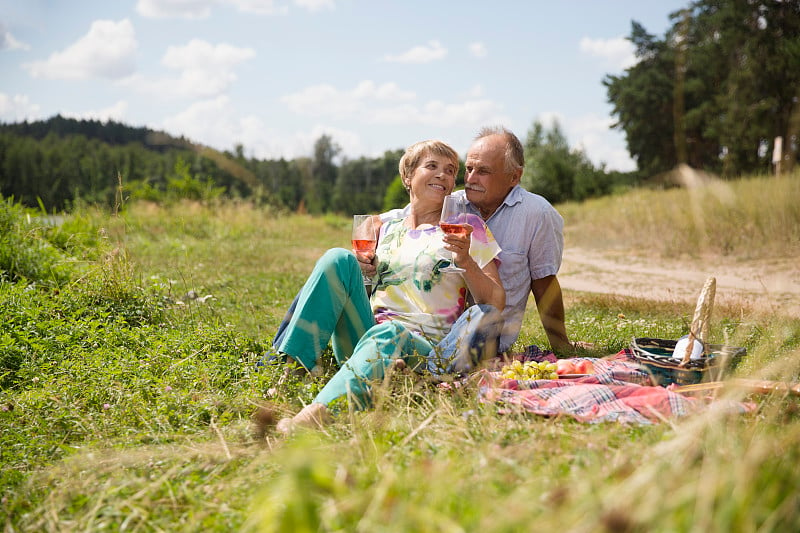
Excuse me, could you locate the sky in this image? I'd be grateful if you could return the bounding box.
[0,0,690,172]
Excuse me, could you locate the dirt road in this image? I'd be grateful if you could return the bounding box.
[559,247,799,316]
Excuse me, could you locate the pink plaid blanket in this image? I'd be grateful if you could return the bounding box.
[478,351,757,425]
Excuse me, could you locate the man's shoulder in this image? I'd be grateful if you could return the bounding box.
[505,186,559,215]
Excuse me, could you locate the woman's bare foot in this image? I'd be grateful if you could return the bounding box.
[276,403,331,435]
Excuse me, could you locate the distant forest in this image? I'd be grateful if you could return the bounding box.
[0,115,407,214]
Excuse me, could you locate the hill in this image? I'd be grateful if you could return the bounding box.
[0,115,258,211]
[0,114,193,153]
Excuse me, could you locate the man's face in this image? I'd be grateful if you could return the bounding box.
[464,134,520,218]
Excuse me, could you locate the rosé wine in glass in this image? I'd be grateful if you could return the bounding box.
[439,195,467,273]
[352,215,377,286]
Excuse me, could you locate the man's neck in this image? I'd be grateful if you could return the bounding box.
[477,205,497,219]
[471,186,514,220]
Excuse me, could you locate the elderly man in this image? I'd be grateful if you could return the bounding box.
[460,126,573,352]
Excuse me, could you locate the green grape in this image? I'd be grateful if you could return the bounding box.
[500,360,559,380]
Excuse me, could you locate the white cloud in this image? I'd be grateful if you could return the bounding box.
[226,0,290,15]
[579,36,636,70]
[24,19,137,80]
[461,85,484,99]
[293,0,334,12]
[137,0,294,17]
[162,39,255,71]
[468,42,487,58]
[162,96,237,148]
[352,81,415,101]
[62,101,129,123]
[281,84,357,117]
[136,0,216,19]
[382,40,447,64]
[540,111,636,172]
[160,95,361,160]
[240,122,363,161]
[282,80,506,132]
[1,24,30,50]
[128,39,255,99]
[0,93,42,122]
[282,81,415,118]
[420,99,507,128]
[169,79,508,161]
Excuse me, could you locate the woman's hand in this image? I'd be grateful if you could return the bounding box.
[355,250,377,278]
[442,223,473,268]
[354,215,382,279]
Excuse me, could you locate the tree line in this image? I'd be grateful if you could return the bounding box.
[0,115,624,213]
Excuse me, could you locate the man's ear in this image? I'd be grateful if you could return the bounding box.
[511,168,523,186]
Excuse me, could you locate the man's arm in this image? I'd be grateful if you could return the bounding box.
[531,275,571,353]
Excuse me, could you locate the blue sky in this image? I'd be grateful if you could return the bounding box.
[0,0,688,171]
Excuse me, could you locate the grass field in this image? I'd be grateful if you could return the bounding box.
[1,174,799,531]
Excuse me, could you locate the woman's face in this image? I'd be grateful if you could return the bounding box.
[406,153,457,208]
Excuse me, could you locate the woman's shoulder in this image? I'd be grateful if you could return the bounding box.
[380,217,406,239]
[383,217,406,230]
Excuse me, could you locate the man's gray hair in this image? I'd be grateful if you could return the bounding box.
[475,126,524,175]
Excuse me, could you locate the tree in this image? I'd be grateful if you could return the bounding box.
[309,135,340,213]
[604,22,677,177]
[332,149,403,214]
[382,175,407,212]
[605,1,800,177]
[522,120,609,204]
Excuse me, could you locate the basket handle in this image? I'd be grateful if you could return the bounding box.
[682,276,716,365]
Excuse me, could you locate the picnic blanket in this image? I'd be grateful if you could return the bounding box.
[478,349,757,425]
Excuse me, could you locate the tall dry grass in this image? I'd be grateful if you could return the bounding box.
[560,172,800,259]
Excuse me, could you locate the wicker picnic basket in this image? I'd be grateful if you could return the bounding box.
[630,277,746,386]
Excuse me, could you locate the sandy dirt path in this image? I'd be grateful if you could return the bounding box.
[559,247,800,316]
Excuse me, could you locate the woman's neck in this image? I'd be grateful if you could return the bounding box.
[406,204,441,228]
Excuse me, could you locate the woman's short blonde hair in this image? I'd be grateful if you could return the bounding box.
[398,140,459,187]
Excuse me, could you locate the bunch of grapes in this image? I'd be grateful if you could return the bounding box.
[500,360,558,380]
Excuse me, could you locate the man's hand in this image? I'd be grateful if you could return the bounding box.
[531,275,596,355]
[551,339,597,357]
[572,340,596,350]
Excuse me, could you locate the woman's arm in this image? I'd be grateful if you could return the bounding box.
[460,256,505,311]
[445,226,505,310]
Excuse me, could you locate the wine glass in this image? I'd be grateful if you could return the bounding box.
[351,214,377,286]
[439,195,467,273]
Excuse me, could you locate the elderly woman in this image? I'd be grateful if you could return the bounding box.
[273,139,505,432]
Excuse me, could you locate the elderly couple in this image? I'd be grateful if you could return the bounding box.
[271,126,582,432]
